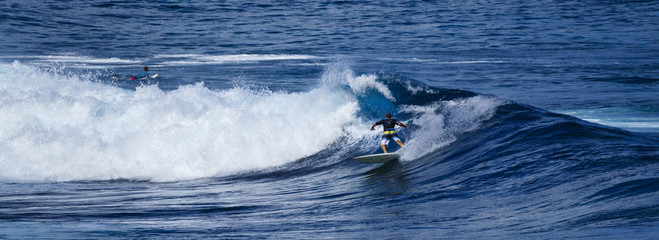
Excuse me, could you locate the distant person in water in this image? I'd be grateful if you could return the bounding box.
[131,66,149,80]
[371,113,409,153]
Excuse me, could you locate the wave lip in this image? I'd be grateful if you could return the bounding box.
[400,95,504,160]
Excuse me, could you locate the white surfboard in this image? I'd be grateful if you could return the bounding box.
[125,73,158,81]
[137,73,158,80]
[353,153,400,163]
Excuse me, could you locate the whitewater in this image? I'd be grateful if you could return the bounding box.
[0,61,359,181]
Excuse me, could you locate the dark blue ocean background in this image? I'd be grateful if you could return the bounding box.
[1,0,658,239]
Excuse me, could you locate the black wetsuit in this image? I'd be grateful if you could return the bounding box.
[375,119,400,139]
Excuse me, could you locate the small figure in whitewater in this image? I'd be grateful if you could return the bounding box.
[111,66,153,80]
[370,113,409,153]
[130,66,150,80]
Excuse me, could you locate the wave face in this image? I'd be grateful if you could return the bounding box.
[1,62,657,238]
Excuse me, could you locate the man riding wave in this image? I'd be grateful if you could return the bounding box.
[370,113,409,153]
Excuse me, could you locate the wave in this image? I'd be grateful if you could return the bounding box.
[2,60,657,234]
[2,61,656,187]
[0,61,359,181]
[0,62,458,181]
[400,101,659,230]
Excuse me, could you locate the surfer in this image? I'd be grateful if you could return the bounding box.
[370,113,409,153]
[130,66,149,80]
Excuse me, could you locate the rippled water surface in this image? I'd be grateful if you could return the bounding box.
[1,0,658,239]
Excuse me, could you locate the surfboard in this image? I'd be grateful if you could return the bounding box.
[130,73,158,80]
[138,73,159,80]
[353,153,400,163]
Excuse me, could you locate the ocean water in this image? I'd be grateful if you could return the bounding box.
[1,0,658,239]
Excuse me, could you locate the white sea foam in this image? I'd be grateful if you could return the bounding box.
[0,62,360,182]
[377,57,505,65]
[0,55,143,69]
[1,54,319,69]
[35,55,141,64]
[435,60,506,64]
[399,95,504,160]
[157,54,319,66]
[321,61,395,102]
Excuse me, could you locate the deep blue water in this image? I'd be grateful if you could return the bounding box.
[1,0,658,239]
